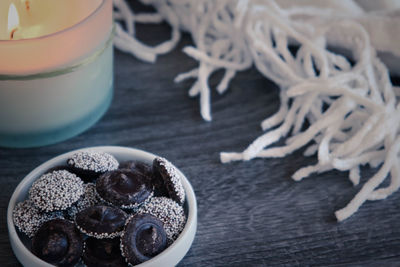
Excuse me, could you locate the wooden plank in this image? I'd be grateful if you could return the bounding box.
[1,18,399,267]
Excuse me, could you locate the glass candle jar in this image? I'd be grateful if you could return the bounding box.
[0,0,113,148]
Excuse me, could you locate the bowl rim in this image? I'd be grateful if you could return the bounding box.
[7,146,197,267]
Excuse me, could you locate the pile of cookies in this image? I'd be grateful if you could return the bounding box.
[13,150,187,266]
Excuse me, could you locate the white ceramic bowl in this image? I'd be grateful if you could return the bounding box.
[7,146,197,267]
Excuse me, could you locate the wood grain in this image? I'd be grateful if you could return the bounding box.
[1,14,400,267]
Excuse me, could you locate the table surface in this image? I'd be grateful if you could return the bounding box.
[1,15,400,267]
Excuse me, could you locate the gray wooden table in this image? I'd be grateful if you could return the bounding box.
[1,17,400,267]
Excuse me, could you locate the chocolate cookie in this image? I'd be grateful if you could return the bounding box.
[137,197,186,244]
[32,219,83,267]
[120,214,167,265]
[96,169,154,209]
[13,199,63,238]
[67,151,119,182]
[29,170,84,212]
[83,237,125,267]
[153,157,185,205]
[75,205,128,239]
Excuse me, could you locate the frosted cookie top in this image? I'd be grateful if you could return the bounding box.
[29,170,84,212]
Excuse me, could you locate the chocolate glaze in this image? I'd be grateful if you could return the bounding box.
[32,219,83,267]
[83,237,125,267]
[75,205,127,239]
[119,161,153,178]
[121,213,167,265]
[96,169,153,209]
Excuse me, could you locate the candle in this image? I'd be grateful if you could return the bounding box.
[0,0,113,148]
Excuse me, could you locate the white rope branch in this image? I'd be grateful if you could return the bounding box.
[113,0,400,221]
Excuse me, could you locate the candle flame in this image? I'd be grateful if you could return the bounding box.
[8,4,19,32]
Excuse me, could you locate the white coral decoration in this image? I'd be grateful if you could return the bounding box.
[113,0,400,221]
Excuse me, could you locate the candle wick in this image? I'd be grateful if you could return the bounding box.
[10,28,17,40]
